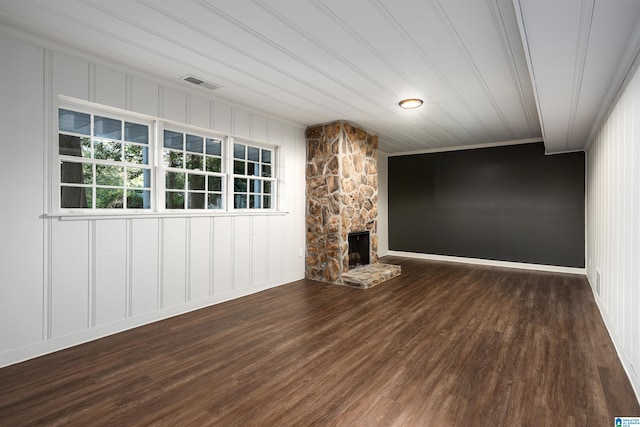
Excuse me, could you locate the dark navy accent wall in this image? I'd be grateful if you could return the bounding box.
[388,143,585,267]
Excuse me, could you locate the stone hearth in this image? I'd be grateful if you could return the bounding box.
[340,263,402,289]
[305,120,400,287]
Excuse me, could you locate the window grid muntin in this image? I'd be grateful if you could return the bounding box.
[57,105,278,215]
[232,142,275,210]
[58,109,152,210]
[163,129,225,211]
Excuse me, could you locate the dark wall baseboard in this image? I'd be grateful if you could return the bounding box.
[388,143,585,268]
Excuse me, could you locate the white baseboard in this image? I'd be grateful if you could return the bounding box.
[0,273,303,368]
[386,250,586,275]
[586,274,640,404]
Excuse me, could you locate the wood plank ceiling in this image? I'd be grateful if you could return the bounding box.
[0,0,639,154]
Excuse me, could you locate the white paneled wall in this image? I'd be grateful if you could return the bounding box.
[0,33,306,367]
[586,61,640,398]
[131,219,160,316]
[377,151,389,256]
[0,34,45,353]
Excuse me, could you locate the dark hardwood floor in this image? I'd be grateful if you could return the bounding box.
[1,256,638,426]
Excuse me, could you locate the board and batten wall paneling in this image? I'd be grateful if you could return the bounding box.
[233,109,252,139]
[130,76,158,117]
[281,124,305,278]
[161,86,187,123]
[266,119,286,280]
[586,59,640,399]
[0,32,306,368]
[268,215,285,281]
[94,220,127,326]
[252,114,268,142]
[251,216,268,286]
[188,217,212,302]
[52,52,88,101]
[161,218,188,308]
[212,216,233,296]
[630,78,640,381]
[233,216,252,290]
[130,218,160,317]
[50,220,90,338]
[377,150,389,256]
[213,102,232,134]
[95,65,126,109]
[188,94,211,129]
[0,36,45,351]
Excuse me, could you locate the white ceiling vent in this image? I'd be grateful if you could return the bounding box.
[181,75,220,92]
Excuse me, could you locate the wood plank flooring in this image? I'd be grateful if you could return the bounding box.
[1,256,638,426]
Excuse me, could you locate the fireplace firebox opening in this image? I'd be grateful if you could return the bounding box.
[348,231,370,269]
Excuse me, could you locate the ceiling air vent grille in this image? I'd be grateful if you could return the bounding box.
[181,75,220,92]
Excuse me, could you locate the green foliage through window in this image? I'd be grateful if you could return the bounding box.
[58,107,276,213]
[232,142,275,210]
[162,130,224,210]
[58,109,151,210]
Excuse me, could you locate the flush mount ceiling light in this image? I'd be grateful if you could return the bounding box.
[398,98,424,109]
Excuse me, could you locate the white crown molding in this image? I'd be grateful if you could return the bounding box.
[387,137,542,157]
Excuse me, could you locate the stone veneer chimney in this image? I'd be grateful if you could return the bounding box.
[305,121,379,283]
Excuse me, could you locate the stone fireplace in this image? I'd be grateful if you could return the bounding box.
[305,121,399,287]
[348,231,370,269]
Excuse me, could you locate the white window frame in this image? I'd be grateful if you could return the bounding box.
[56,102,156,213]
[158,123,227,212]
[228,138,278,211]
[53,99,281,218]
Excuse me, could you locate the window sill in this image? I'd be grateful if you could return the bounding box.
[47,210,290,221]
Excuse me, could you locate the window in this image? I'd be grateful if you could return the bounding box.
[162,130,224,210]
[58,109,151,210]
[232,142,275,209]
[56,104,277,215]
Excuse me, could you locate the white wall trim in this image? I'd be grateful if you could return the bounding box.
[387,250,586,275]
[49,210,290,221]
[0,272,304,369]
[387,137,542,157]
[543,148,586,156]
